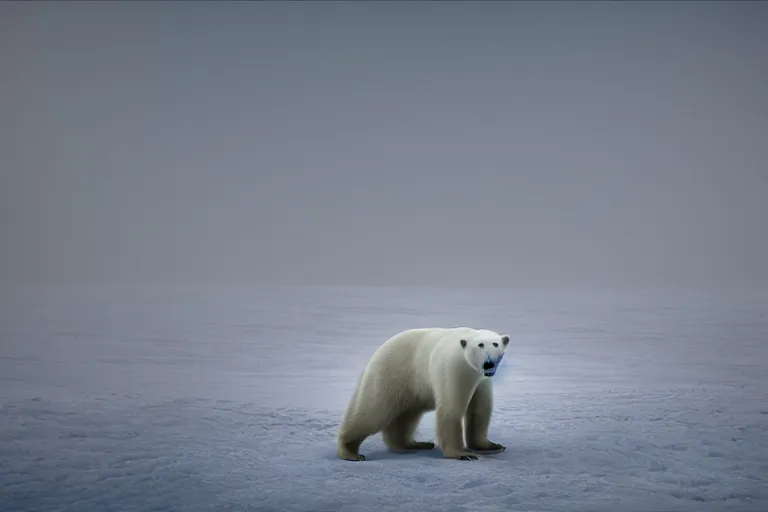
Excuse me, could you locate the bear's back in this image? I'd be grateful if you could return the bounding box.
[358,328,456,403]
[373,326,477,381]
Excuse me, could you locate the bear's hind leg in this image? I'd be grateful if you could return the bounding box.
[338,435,367,461]
[382,410,434,452]
[338,397,396,461]
[464,378,505,453]
[338,408,379,461]
[338,418,375,461]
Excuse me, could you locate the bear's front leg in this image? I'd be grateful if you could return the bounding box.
[464,378,505,453]
[435,407,478,461]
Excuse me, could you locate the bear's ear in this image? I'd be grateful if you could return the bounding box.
[501,335,509,346]
[460,339,467,349]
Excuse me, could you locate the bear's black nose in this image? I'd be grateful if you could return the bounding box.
[483,361,495,371]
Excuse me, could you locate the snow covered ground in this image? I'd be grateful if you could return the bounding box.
[1,285,766,512]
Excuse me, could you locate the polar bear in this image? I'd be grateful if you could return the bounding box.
[337,327,509,461]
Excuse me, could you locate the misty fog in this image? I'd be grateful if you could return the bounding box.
[2,1,766,290]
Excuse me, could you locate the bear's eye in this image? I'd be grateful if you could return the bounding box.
[493,342,498,347]
[478,343,484,348]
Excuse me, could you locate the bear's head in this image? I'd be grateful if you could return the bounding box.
[459,332,509,377]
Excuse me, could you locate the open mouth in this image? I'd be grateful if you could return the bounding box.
[482,354,504,377]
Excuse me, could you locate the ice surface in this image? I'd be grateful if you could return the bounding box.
[1,286,767,511]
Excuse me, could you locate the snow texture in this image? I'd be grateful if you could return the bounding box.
[1,286,767,512]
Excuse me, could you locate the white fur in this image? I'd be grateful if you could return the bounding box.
[337,327,510,461]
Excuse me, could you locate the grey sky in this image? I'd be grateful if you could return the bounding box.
[2,1,766,289]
